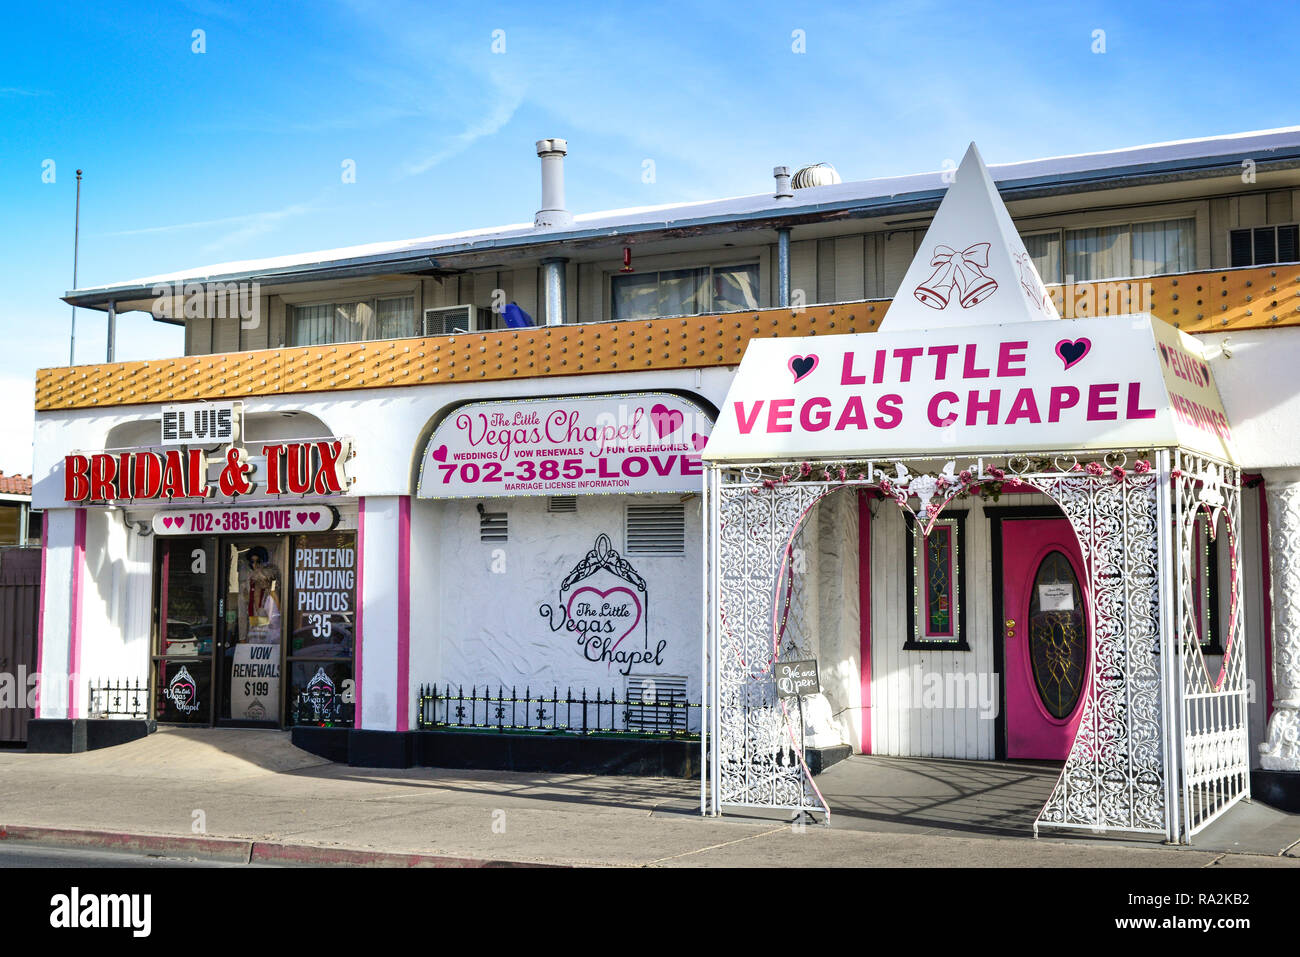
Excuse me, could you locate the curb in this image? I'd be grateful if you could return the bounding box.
[0,824,556,868]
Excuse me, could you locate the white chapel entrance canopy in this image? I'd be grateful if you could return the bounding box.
[699,143,1249,844]
[705,144,1235,466]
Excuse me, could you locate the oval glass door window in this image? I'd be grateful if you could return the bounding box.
[1028,550,1087,719]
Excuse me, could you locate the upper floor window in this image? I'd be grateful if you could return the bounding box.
[1230,224,1298,267]
[291,295,416,346]
[611,264,758,321]
[1022,217,1195,284]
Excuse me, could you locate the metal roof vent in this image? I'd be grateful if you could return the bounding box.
[791,163,842,188]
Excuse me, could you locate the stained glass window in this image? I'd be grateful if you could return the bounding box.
[906,513,965,649]
[1193,512,1223,655]
[924,525,954,637]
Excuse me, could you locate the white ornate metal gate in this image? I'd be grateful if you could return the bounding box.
[1171,451,1251,837]
[701,449,1250,843]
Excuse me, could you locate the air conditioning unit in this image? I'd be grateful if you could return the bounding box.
[424,305,479,336]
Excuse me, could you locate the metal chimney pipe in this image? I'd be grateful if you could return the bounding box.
[535,138,574,228]
[773,165,793,200]
[777,229,791,308]
[542,258,568,325]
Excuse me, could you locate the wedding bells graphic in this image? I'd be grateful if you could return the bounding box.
[913,241,999,310]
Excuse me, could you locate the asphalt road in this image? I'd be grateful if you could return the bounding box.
[0,842,262,867]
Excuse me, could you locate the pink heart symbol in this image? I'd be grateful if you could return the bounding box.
[1055,338,1091,370]
[691,433,708,453]
[431,445,448,463]
[567,585,644,664]
[296,512,309,524]
[162,516,176,529]
[789,354,819,383]
[308,511,320,524]
[650,403,684,438]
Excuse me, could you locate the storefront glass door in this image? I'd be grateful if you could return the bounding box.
[152,528,358,730]
[216,537,288,726]
[152,537,217,723]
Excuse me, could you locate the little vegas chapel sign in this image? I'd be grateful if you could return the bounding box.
[703,314,1235,464]
[417,392,714,499]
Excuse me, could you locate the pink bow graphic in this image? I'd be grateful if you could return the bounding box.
[913,242,998,310]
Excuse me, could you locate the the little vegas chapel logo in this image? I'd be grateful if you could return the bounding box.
[166,666,200,714]
[540,534,661,675]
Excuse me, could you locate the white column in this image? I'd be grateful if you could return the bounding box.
[1260,468,1300,770]
[37,509,79,719]
[356,496,411,732]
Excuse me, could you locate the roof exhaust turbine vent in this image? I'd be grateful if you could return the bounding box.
[792,163,842,188]
[535,138,574,228]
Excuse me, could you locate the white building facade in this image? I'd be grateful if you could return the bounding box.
[26,130,1300,820]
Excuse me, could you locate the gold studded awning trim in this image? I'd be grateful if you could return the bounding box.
[35,264,1300,411]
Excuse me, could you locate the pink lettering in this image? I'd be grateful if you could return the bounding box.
[997,341,1028,377]
[733,401,764,434]
[1126,382,1157,420]
[1087,383,1120,421]
[1048,386,1080,423]
[767,398,795,433]
[800,397,833,431]
[840,353,866,386]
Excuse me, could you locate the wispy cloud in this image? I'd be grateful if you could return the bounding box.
[101,196,326,253]
[0,86,47,97]
[401,84,524,177]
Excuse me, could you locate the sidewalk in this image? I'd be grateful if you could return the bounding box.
[1,727,1297,867]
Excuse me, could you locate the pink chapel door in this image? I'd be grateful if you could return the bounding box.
[1002,518,1090,760]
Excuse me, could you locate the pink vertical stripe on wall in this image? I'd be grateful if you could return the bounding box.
[1258,480,1274,717]
[395,496,410,728]
[354,497,365,729]
[396,497,411,732]
[68,509,86,719]
[34,519,49,719]
[858,491,872,754]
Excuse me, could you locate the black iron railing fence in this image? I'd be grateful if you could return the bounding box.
[87,678,149,718]
[417,683,699,738]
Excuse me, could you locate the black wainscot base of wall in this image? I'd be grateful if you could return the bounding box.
[292,727,701,777]
[25,718,155,753]
[1251,770,1300,813]
[348,729,415,768]
[290,726,351,764]
[806,744,852,775]
[290,727,416,768]
[417,731,701,778]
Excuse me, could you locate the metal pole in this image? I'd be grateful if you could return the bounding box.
[1156,448,1183,843]
[700,462,710,816]
[709,466,722,816]
[69,169,82,365]
[106,300,116,363]
[777,228,791,308]
[541,258,567,325]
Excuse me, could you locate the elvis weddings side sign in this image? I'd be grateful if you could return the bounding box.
[417,392,714,498]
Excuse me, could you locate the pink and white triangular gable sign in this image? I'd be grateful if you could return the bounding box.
[884,143,1060,331]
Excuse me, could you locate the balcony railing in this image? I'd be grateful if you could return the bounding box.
[35,263,1300,411]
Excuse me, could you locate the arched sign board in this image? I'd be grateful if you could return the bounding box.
[702,314,1235,464]
[417,392,714,498]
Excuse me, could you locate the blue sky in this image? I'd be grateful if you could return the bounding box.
[1,0,1297,475]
